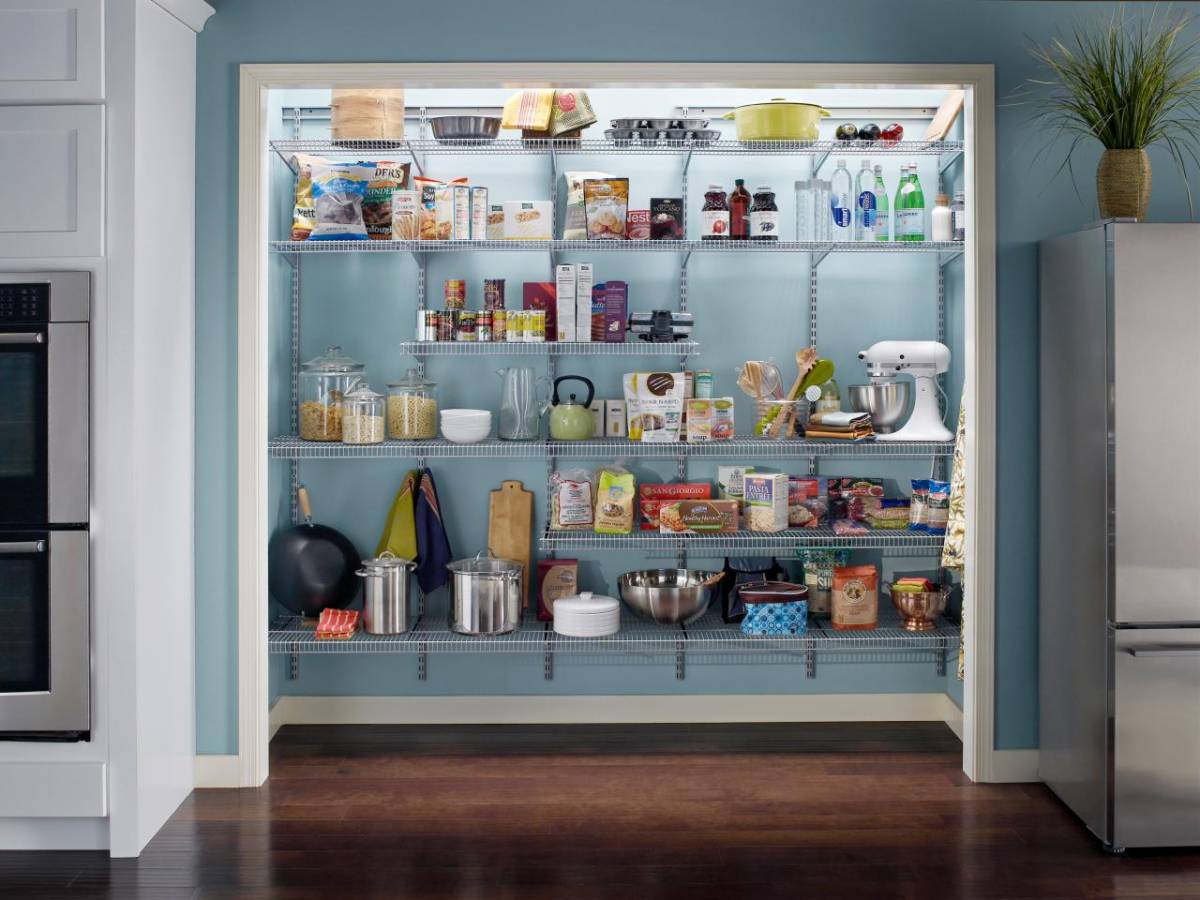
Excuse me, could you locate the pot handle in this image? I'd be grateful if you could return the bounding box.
[552,375,594,409]
[721,111,735,120]
[817,107,831,118]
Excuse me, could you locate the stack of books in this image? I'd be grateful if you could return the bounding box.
[805,411,875,441]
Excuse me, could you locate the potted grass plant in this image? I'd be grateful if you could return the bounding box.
[1026,7,1200,219]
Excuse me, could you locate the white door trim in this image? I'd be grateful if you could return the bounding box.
[236,62,997,787]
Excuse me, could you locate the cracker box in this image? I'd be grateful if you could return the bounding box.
[658,499,740,534]
[555,264,577,342]
[639,482,711,531]
[504,200,553,240]
[576,262,594,342]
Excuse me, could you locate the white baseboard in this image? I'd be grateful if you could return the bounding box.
[0,818,108,851]
[944,698,964,741]
[0,762,107,817]
[268,692,963,728]
[987,748,1040,782]
[193,754,242,789]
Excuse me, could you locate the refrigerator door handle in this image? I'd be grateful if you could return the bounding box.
[1124,645,1200,658]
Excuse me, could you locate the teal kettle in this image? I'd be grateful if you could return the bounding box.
[548,375,595,441]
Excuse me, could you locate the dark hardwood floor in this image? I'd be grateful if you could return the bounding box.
[5,723,1200,899]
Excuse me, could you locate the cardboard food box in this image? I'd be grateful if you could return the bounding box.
[639,482,711,531]
[744,472,790,532]
[602,280,627,342]
[537,558,579,621]
[605,399,626,437]
[522,282,557,342]
[504,200,552,240]
[555,264,577,342]
[658,499,739,534]
[486,204,505,240]
[470,187,488,240]
[576,262,594,342]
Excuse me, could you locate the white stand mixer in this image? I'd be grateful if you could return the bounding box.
[857,341,953,442]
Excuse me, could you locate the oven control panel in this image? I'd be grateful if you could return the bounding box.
[0,283,49,324]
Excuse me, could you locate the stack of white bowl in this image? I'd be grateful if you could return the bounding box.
[553,592,621,637]
[440,409,492,444]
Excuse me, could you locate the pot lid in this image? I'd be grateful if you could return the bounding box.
[361,550,414,570]
[388,367,436,390]
[447,552,521,575]
[738,97,826,110]
[555,592,619,615]
[302,345,364,374]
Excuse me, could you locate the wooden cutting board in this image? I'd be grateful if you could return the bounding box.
[488,480,533,607]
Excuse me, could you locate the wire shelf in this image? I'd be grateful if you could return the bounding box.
[270,137,964,159]
[271,238,964,255]
[268,435,953,460]
[539,526,945,552]
[268,609,958,656]
[399,340,700,357]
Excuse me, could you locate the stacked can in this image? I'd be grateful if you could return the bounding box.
[483,278,505,310]
[444,279,466,310]
[477,310,493,342]
[492,309,507,341]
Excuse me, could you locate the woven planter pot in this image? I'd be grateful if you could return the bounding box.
[1096,149,1151,219]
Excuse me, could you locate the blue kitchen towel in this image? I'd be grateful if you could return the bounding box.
[414,467,452,594]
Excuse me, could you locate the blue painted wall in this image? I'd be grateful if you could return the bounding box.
[196,0,1181,754]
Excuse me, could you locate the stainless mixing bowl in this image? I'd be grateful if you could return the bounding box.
[618,569,722,625]
[848,382,911,434]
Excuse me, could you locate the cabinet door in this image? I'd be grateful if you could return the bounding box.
[0,0,102,103]
[0,105,103,258]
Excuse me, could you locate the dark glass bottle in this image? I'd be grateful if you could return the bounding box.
[729,179,751,240]
[749,185,779,241]
[701,184,729,240]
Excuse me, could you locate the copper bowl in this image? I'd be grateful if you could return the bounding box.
[886,585,949,632]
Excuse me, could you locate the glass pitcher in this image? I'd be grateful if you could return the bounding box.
[496,367,550,440]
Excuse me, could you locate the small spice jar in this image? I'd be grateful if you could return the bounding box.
[341,382,385,445]
[386,368,438,440]
[299,346,364,441]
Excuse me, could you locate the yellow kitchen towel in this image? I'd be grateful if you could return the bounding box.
[375,469,420,561]
[940,404,968,681]
[502,90,554,131]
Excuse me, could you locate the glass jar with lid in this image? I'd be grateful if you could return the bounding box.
[387,368,438,440]
[341,382,385,445]
[299,346,365,441]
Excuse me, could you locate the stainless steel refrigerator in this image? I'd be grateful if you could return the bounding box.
[1040,221,1200,850]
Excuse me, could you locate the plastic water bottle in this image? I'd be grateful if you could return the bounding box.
[854,160,876,241]
[830,159,853,241]
[873,165,890,242]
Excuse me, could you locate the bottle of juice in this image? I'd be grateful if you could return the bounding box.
[729,179,751,240]
[701,184,730,240]
[749,185,779,241]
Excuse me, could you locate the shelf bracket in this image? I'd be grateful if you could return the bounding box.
[289,651,299,680]
[543,624,554,680]
[404,138,426,178]
[937,249,963,269]
[812,150,831,178]
[681,147,694,179]
[810,247,833,270]
[418,641,428,681]
[805,634,816,679]
[675,637,686,680]
[938,149,961,175]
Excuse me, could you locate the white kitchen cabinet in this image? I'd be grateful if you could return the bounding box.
[0,104,103,258]
[0,0,103,103]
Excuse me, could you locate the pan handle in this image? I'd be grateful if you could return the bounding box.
[297,485,313,525]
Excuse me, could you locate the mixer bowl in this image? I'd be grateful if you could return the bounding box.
[848,382,910,434]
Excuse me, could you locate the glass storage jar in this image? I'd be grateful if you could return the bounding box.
[387,369,438,440]
[299,346,365,441]
[341,382,385,445]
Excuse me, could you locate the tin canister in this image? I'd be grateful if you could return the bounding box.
[528,310,546,343]
[444,279,466,310]
[437,311,454,342]
[416,309,427,341]
[483,278,506,310]
[506,310,524,343]
[492,309,506,342]
[422,310,439,342]
[477,310,493,342]
[456,310,477,341]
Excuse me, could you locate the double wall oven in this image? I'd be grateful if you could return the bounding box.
[0,273,90,740]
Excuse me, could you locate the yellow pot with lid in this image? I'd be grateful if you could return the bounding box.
[723,98,830,141]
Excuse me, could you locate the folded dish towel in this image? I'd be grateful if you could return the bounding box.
[315,608,359,640]
[810,411,872,428]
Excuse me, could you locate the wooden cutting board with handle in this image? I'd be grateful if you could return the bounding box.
[488,480,533,607]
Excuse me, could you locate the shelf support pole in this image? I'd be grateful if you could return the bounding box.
[936,649,947,677]
[418,641,428,681]
[289,651,299,680]
[544,623,554,680]
[805,633,816,679]
[675,637,686,680]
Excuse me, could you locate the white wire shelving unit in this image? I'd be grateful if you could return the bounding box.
[268,435,954,460]
[398,340,701,357]
[268,608,959,682]
[539,527,945,554]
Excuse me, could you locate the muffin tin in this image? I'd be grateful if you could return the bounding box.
[605,128,721,146]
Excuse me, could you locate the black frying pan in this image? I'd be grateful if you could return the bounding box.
[268,486,360,617]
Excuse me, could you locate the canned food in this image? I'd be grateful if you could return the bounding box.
[483,278,506,310]
[437,311,454,342]
[423,310,440,342]
[444,279,466,310]
[492,309,506,342]
[506,310,524,343]
[529,309,546,343]
[416,309,427,341]
[456,311,477,341]
[477,311,492,343]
